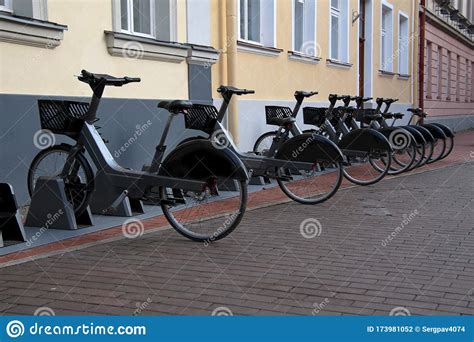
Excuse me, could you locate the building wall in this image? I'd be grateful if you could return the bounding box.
[422,0,474,131]
[0,0,215,204]
[209,0,418,151]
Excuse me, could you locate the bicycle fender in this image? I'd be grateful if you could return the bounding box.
[276,133,344,163]
[338,128,393,153]
[402,126,426,144]
[420,124,447,140]
[429,123,454,137]
[407,125,435,143]
[159,139,249,182]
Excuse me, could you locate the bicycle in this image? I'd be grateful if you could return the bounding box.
[27,70,249,242]
[258,93,393,186]
[358,98,431,170]
[406,108,455,161]
[349,96,418,174]
[176,87,344,205]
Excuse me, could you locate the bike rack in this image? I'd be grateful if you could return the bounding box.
[0,183,26,247]
[89,170,145,217]
[25,177,93,230]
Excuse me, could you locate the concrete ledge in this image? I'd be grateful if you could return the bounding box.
[425,114,474,132]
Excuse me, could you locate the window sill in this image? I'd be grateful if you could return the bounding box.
[187,43,219,66]
[288,51,321,64]
[397,73,411,80]
[237,40,283,57]
[326,59,353,69]
[378,70,396,77]
[104,31,189,63]
[0,13,67,48]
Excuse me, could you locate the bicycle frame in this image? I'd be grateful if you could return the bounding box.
[60,78,207,201]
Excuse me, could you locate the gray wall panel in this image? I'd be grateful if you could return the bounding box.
[0,94,198,205]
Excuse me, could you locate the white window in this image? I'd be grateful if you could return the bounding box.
[0,0,48,20]
[116,0,176,41]
[381,2,394,72]
[238,0,276,47]
[292,0,317,56]
[329,0,349,62]
[398,12,409,75]
[0,0,12,13]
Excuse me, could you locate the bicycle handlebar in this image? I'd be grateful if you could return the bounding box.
[79,69,141,87]
[217,85,255,96]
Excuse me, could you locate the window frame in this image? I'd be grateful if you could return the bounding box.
[119,0,156,39]
[113,0,177,41]
[380,1,394,73]
[238,0,262,45]
[292,0,317,56]
[0,0,12,13]
[397,11,409,75]
[328,0,349,63]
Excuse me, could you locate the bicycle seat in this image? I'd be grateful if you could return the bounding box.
[158,100,193,114]
[217,86,255,96]
[407,108,427,117]
[295,91,318,98]
[382,113,404,120]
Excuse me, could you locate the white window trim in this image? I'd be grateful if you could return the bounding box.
[0,0,12,13]
[328,0,349,63]
[380,0,394,73]
[237,0,263,45]
[120,0,155,39]
[397,10,409,75]
[291,0,317,57]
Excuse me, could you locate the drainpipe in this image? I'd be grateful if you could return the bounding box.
[219,0,228,89]
[418,0,426,121]
[226,0,239,144]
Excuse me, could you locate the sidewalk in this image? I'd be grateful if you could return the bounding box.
[0,131,472,316]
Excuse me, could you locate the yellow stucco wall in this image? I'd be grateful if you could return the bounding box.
[0,0,189,99]
[211,0,417,104]
[372,0,417,103]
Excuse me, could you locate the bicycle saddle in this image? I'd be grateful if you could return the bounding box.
[217,86,255,96]
[407,108,427,117]
[295,90,318,98]
[158,100,193,114]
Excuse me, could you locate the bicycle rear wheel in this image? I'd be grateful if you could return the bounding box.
[159,178,247,243]
[343,149,391,186]
[27,144,94,216]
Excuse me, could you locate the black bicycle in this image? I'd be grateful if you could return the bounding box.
[256,94,393,186]
[175,87,344,205]
[28,70,249,242]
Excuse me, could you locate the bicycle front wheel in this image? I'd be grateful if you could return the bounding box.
[27,144,94,216]
[253,131,278,155]
[343,149,392,186]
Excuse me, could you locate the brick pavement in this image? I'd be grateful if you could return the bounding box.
[0,158,472,316]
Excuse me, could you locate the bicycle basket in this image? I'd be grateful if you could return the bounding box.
[185,104,218,134]
[38,100,89,135]
[265,106,293,126]
[303,107,327,126]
